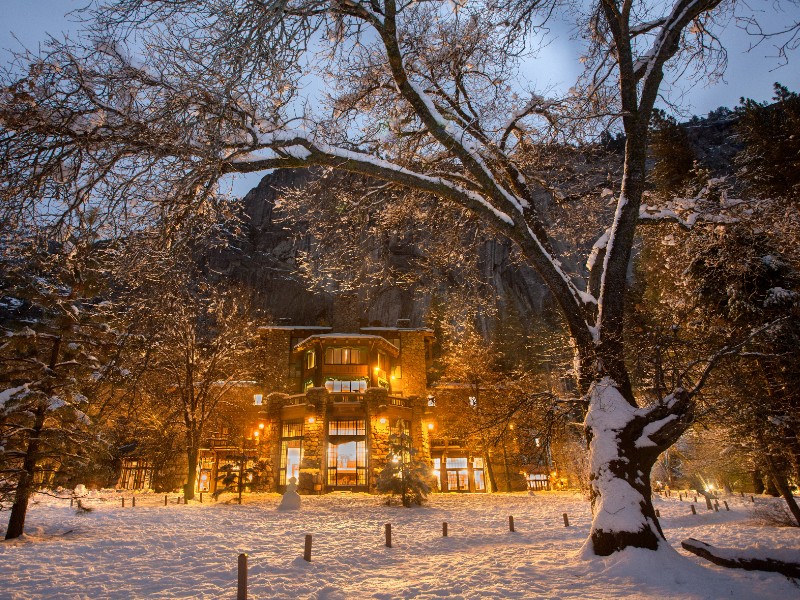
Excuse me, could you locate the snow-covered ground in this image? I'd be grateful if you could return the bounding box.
[1,490,798,599]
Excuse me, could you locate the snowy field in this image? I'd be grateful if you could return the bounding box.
[0,490,798,599]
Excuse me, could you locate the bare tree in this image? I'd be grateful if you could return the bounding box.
[1,0,795,554]
[112,236,258,500]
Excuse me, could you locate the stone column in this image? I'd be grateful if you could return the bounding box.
[265,393,287,491]
[365,387,390,492]
[299,387,329,494]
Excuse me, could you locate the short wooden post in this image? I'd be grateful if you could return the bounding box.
[508,515,515,532]
[122,498,125,508]
[705,497,713,510]
[679,493,683,501]
[562,513,570,527]
[750,496,755,503]
[694,496,697,503]
[385,523,392,548]
[304,534,312,562]
[714,501,719,512]
[691,504,696,515]
[70,498,74,507]
[164,494,168,506]
[740,492,744,498]
[723,500,729,511]
[237,553,247,600]
[132,496,136,508]
[655,509,660,518]
[442,522,448,537]
[200,492,203,503]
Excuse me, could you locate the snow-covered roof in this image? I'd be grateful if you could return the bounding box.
[292,333,400,356]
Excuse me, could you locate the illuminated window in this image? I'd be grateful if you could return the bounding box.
[324,347,366,365]
[324,379,367,393]
[280,420,304,486]
[306,351,316,369]
[329,419,366,436]
[377,352,388,371]
[445,457,470,491]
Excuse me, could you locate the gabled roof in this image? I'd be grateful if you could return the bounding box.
[292,333,400,357]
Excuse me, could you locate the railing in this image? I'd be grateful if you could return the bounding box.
[388,396,411,408]
[284,395,307,406]
[332,394,364,405]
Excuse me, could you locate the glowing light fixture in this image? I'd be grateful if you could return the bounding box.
[379,417,387,425]
[308,416,316,424]
[427,422,435,431]
[258,423,265,430]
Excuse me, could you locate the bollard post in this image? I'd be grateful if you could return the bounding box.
[237,553,247,600]
[714,501,719,512]
[508,516,515,532]
[442,522,448,537]
[705,497,713,511]
[200,492,203,504]
[723,500,729,511]
[165,494,168,506]
[691,504,696,515]
[132,496,136,508]
[70,497,74,508]
[385,523,392,548]
[679,493,683,501]
[304,534,312,562]
[563,513,570,527]
[122,498,125,508]
[750,496,755,503]
[694,496,697,503]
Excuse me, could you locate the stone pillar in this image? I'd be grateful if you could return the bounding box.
[410,395,432,464]
[365,388,390,491]
[299,387,329,494]
[265,393,287,491]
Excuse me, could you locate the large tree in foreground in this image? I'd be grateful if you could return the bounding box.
[1,0,793,554]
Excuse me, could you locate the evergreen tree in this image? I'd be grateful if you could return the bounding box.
[375,428,432,507]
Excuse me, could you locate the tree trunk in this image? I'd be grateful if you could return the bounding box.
[185,446,199,501]
[484,449,498,493]
[5,402,48,540]
[764,454,800,526]
[752,468,765,494]
[581,378,667,556]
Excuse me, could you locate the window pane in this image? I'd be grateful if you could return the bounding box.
[446,457,468,469]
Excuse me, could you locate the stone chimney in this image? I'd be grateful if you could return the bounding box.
[330,293,361,332]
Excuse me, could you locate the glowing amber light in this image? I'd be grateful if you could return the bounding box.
[374,367,380,373]
[308,416,316,424]
[253,430,260,437]
[427,422,434,430]
[258,423,265,430]
[379,417,387,425]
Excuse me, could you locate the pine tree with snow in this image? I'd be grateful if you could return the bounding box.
[376,429,433,507]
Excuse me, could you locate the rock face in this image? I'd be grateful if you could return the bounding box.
[207,169,554,332]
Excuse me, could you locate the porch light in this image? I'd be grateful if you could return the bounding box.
[308,416,316,424]
[374,366,380,373]
[427,422,434,431]
[254,430,260,438]
[379,417,387,425]
[258,423,265,430]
